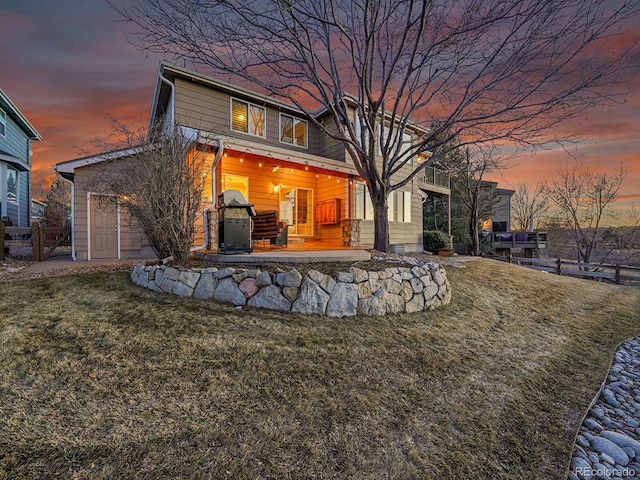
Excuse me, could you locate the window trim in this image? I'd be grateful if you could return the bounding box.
[230,98,266,138]
[7,166,18,204]
[0,108,6,138]
[279,113,308,149]
[221,173,249,201]
[355,181,374,221]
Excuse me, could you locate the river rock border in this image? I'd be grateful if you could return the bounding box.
[569,337,640,480]
[130,257,451,316]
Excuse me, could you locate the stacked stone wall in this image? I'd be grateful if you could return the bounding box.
[131,257,451,316]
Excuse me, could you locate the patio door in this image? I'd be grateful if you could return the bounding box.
[280,187,313,236]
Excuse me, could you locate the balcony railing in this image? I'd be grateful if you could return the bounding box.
[491,231,548,249]
[422,166,450,189]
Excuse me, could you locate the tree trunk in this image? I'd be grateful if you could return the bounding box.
[469,198,480,256]
[372,189,389,252]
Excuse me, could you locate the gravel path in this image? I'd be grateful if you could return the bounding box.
[569,337,640,479]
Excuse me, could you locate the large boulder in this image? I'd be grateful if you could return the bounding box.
[326,282,359,318]
[193,273,217,300]
[214,278,246,306]
[291,277,330,315]
[248,285,291,311]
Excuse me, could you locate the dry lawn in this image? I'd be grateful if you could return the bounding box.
[1,258,639,479]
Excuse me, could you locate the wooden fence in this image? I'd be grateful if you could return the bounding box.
[1,222,71,262]
[487,254,640,285]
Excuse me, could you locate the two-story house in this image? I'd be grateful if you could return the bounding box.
[478,181,515,234]
[0,88,41,227]
[55,62,450,261]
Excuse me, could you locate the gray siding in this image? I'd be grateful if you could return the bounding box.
[317,116,346,162]
[174,79,329,158]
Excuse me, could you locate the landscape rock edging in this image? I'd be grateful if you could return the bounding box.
[131,257,451,316]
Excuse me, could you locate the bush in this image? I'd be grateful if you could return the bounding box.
[423,230,452,251]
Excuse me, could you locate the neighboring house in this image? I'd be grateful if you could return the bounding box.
[55,62,450,261]
[31,198,46,222]
[0,88,42,227]
[478,181,515,233]
[478,181,548,256]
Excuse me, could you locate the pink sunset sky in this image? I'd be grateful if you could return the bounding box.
[1,1,639,224]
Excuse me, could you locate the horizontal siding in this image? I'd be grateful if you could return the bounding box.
[0,115,30,165]
[220,152,352,240]
[317,116,346,162]
[18,171,30,226]
[174,79,323,156]
[315,176,347,243]
[74,160,149,260]
[388,191,424,252]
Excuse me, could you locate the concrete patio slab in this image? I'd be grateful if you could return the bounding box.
[197,249,371,264]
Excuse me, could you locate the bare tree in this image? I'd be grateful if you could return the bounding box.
[43,179,71,227]
[544,161,626,265]
[511,183,549,232]
[447,147,501,256]
[113,0,639,251]
[90,123,208,263]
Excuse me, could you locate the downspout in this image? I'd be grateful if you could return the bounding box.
[191,139,224,252]
[159,75,175,131]
[55,170,76,261]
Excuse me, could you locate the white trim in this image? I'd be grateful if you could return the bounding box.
[0,88,41,140]
[222,137,358,176]
[0,163,6,218]
[230,97,266,138]
[404,191,412,223]
[6,166,18,205]
[0,107,6,138]
[55,146,146,176]
[87,193,120,260]
[279,113,308,149]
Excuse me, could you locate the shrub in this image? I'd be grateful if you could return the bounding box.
[423,230,452,251]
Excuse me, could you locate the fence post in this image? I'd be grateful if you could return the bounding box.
[0,221,4,261]
[556,258,562,275]
[32,222,43,262]
[615,265,621,285]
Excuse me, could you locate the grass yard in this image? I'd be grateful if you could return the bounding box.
[1,258,639,479]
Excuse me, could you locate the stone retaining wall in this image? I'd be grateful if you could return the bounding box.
[130,257,451,316]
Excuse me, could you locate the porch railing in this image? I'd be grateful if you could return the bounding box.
[491,231,548,249]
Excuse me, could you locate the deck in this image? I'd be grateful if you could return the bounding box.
[196,238,373,263]
[490,231,548,251]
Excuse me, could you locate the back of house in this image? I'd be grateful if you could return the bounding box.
[55,62,451,261]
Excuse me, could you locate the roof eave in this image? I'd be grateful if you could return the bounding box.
[0,88,42,140]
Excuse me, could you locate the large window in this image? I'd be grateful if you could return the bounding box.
[0,108,6,137]
[221,173,249,200]
[231,98,265,137]
[280,114,307,148]
[393,191,412,223]
[355,182,411,223]
[7,166,18,203]
[355,181,374,220]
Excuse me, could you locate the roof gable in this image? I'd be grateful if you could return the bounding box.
[0,88,42,140]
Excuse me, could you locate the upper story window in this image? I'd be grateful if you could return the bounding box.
[280,114,307,148]
[0,108,6,137]
[7,166,18,203]
[231,98,265,137]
